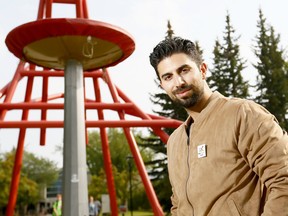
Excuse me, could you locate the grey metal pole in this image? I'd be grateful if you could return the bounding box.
[63,59,89,216]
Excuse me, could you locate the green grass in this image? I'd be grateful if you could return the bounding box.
[101,211,154,216]
[123,211,154,216]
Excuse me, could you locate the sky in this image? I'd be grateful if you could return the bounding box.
[0,0,288,167]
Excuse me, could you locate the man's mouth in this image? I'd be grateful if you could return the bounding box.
[173,86,192,98]
[177,90,190,98]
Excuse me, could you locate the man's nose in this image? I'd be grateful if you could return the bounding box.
[174,74,185,87]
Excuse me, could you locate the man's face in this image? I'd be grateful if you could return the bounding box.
[57,194,62,200]
[157,53,206,108]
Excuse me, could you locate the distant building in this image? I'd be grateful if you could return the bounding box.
[38,170,62,214]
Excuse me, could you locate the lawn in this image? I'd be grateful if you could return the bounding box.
[102,211,154,216]
[122,211,154,216]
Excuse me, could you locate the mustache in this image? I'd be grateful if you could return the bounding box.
[172,85,193,94]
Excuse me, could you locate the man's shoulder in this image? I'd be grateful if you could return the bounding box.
[215,94,261,112]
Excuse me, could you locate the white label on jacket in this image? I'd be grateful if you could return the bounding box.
[197,144,207,158]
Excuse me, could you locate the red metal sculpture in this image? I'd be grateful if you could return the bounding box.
[1,0,182,215]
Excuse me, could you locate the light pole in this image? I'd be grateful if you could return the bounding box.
[126,155,133,216]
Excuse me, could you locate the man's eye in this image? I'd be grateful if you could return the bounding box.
[181,67,190,73]
[163,75,172,81]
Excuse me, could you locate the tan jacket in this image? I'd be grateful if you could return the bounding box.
[167,92,288,216]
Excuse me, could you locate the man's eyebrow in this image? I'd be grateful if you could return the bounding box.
[176,64,191,73]
[160,64,191,79]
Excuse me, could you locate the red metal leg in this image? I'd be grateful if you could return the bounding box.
[93,77,119,216]
[6,76,34,215]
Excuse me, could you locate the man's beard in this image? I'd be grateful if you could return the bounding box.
[172,85,203,108]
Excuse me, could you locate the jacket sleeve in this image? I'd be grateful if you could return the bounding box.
[170,185,178,215]
[236,101,288,215]
[168,136,178,216]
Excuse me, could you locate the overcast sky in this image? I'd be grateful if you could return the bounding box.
[0,0,288,166]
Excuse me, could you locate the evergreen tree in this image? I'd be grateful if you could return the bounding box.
[207,12,249,98]
[165,20,174,40]
[253,9,288,130]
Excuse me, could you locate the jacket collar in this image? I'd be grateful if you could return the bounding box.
[184,91,223,128]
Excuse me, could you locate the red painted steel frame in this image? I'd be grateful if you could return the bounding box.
[2,1,182,216]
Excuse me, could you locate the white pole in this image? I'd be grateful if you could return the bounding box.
[63,59,89,216]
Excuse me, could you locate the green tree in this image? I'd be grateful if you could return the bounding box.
[0,151,14,208]
[207,12,249,98]
[88,168,107,197]
[0,149,58,213]
[253,9,288,130]
[22,151,59,190]
[86,128,152,210]
[166,20,174,39]
[88,166,129,205]
[0,150,39,213]
[87,129,145,175]
[86,130,104,176]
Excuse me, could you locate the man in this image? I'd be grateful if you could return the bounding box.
[52,194,62,216]
[94,196,102,215]
[88,196,99,216]
[149,37,288,215]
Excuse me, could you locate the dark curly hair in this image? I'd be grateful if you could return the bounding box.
[149,37,203,80]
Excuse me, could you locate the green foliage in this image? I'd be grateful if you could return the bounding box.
[131,184,151,211]
[137,134,173,212]
[207,12,249,98]
[88,169,107,197]
[86,128,152,210]
[0,149,59,211]
[16,177,39,210]
[253,9,288,130]
[112,166,129,205]
[0,151,14,207]
[86,131,104,175]
[87,129,148,175]
[22,151,59,188]
[0,150,40,209]
[88,166,129,205]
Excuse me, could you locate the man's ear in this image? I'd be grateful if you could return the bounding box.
[200,62,208,80]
